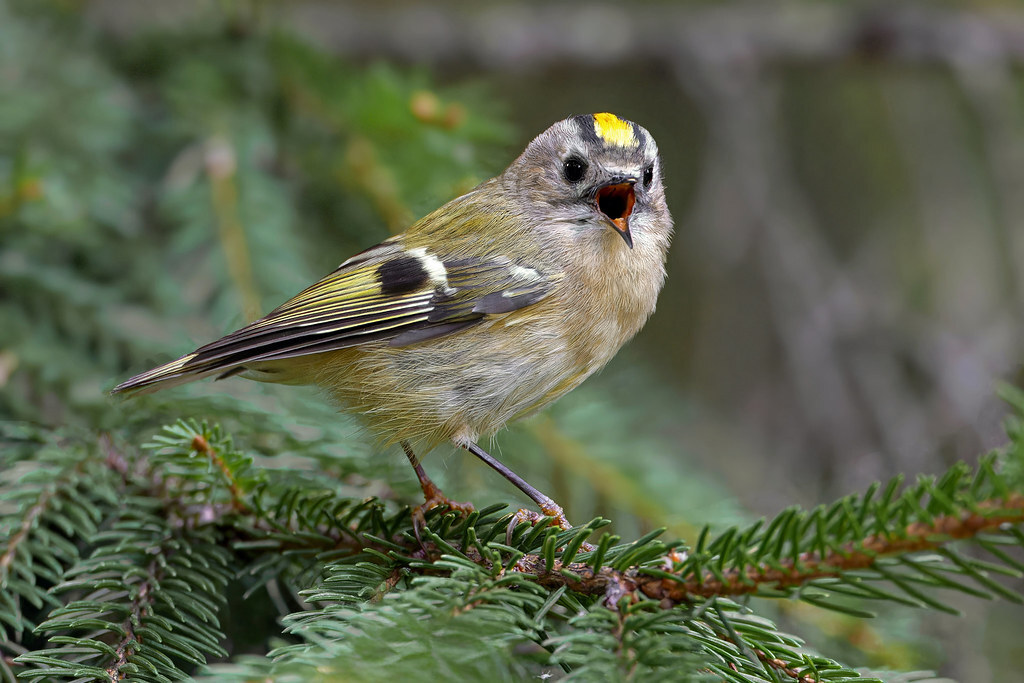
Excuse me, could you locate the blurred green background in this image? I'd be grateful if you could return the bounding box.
[2,0,1023,679]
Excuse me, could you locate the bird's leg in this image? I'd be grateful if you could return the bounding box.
[460,440,579,542]
[401,441,474,542]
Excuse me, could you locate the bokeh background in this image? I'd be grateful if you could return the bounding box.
[3,1,1023,679]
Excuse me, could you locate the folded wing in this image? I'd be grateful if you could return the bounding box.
[111,242,557,395]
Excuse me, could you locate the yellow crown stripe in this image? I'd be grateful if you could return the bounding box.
[592,113,637,148]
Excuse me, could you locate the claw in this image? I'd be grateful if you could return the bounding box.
[504,505,595,552]
[505,508,553,545]
[411,483,475,548]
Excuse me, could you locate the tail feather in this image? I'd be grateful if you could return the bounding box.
[111,352,221,396]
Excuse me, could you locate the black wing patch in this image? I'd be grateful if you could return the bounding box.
[377,256,430,295]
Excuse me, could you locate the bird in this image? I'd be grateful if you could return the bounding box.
[112,112,673,533]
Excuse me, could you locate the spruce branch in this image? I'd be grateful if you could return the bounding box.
[635,494,1024,604]
[0,440,100,577]
[228,476,1019,680]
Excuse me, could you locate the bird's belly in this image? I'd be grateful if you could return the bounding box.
[294,323,580,448]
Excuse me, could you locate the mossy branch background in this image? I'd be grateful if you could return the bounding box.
[2,1,1024,681]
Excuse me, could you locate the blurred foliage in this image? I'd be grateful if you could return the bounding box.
[2,1,1024,681]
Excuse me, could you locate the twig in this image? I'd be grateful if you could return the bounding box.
[105,558,160,683]
[190,434,250,513]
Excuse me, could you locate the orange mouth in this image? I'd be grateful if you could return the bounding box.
[595,182,635,248]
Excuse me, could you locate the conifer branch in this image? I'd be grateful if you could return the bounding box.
[637,494,1024,603]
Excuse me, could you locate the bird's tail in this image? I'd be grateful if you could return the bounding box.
[110,352,222,397]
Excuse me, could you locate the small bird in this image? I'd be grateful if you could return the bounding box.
[113,112,673,531]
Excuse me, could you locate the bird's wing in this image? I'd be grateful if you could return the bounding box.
[111,242,558,394]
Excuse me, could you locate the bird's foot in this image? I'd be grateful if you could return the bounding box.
[505,501,595,553]
[411,479,475,547]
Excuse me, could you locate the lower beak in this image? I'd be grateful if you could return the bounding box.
[595,181,636,249]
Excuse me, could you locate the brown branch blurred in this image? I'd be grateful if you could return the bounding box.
[206,136,262,323]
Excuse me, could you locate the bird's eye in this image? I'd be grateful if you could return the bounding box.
[563,157,587,183]
[643,164,654,189]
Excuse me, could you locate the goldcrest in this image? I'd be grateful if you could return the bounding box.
[113,112,673,529]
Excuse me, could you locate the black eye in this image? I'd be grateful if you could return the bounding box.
[643,164,654,189]
[563,157,587,184]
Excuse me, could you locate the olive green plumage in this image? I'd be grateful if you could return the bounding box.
[113,113,672,508]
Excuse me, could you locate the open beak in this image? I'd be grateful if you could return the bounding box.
[595,180,636,249]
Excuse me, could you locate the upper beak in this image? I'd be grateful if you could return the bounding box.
[594,178,637,249]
